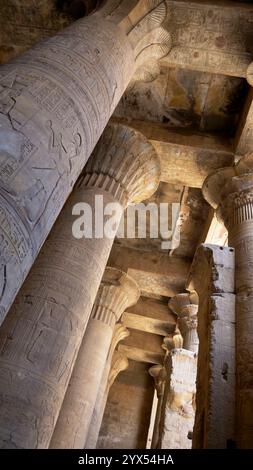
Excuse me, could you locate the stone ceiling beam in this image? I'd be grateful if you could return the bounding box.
[112,118,234,188]
[118,326,166,364]
[126,297,176,323]
[108,245,191,299]
[118,344,165,365]
[122,311,175,336]
[163,0,253,78]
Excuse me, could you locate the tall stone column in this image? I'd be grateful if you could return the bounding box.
[187,244,235,449]
[95,350,129,450]
[202,154,253,448]
[169,293,199,353]
[161,350,197,449]
[158,314,197,449]
[0,123,160,449]
[95,349,129,448]
[0,0,171,323]
[161,292,198,448]
[86,323,129,449]
[149,364,166,449]
[50,268,139,449]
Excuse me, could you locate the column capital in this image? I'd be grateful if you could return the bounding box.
[169,293,198,320]
[169,293,199,353]
[99,0,172,78]
[202,154,253,230]
[109,323,130,359]
[79,122,161,207]
[162,329,183,353]
[107,351,129,390]
[149,364,166,398]
[91,267,140,327]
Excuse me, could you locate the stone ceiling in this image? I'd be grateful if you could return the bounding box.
[116,67,247,135]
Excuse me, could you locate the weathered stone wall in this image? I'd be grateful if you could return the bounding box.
[97,360,154,449]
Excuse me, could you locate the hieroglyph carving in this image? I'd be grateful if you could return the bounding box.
[0,121,159,449]
[0,15,134,323]
[50,268,139,449]
[164,0,253,77]
[0,0,170,321]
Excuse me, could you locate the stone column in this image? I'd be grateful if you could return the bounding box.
[149,364,166,449]
[169,293,199,353]
[50,268,139,449]
[187,244,235,449]
[158,315,197,449]
[247,62,253,86]
[202,154,253,448]
[161,292,198,448]
[86,323,129,449]
[159,345,197,449]
[0,0,170,323]
[0,122,160,449]
[95,351,129,450]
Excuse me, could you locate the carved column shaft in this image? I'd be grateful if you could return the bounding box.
[0,0,170,324]
[158,293,198,448]
[0,184,117,449]
[226,192,253,449]
[85,323,129,449]
[91,350,129,449]
[157,330,195,449]
[0,15,134,324]
[187,244,236,449]
[149,364,166,449]
[227,188,253,448]
[159,348,197,449]
[0,123,160,449]
[50,268,140,449]
[203,155,253,448]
